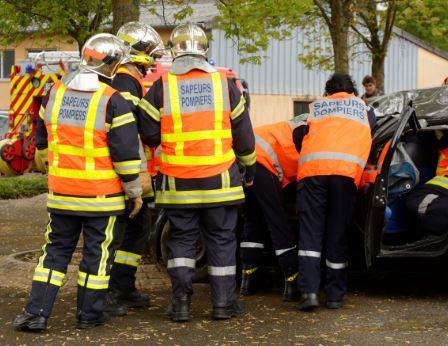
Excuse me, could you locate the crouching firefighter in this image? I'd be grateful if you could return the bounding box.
[106,22,165,314]
[240,115,307,301]
[138,23,256,322]
[13,33,143,331]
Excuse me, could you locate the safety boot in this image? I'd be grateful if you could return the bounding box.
[298,293,319,311]
[167,294,190,322]
[76,312,111,329]
[13,311,47,332]
[240,266,260,296]
[326,300,343,309]
[283,273,299,302]
[111,287,150,308]
[104,292,128,316]
[212,300,246,320]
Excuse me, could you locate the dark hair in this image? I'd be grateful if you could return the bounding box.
[362,75,376,86]
[325,73,358,96]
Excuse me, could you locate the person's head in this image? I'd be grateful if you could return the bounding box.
[325,73,358,96]
[362,75,377,96]
[117,22,164,68]
[80,33,129,79]
[169,22,208,60]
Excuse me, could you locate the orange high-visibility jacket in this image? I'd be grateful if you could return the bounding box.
[255,119,303,187]
[43,81,125,211]
[160,70,236,179]
[297,92,372,186]
[436,147,448,177]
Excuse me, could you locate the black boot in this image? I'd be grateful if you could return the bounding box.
[104,292,128,316]
[76,312,110,329]
[212,301,246,320]
[13,311,47,332]
[298,293,319,311]
[283,273,299,302]
[240,266,259,296]
[167,295,190,322]
[326,300,343,309]
[111,288,150,308]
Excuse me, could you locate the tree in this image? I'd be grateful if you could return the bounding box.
[396,0,448,53]
[112,0,141,34]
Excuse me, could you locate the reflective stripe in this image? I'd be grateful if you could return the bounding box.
[47,194,125,212]
[139,97,161,122]
[230,96,245,120]
[168,73,184,157]
[240,242,264,249]
[298,250,321,258]
[221,170,230,189]
[167,257,196,269]
[299,151,366,169]
[275,246,296,256]
[48,143,110,157]
[212,72,224,155]
[255,134,283,181]
[121,92,140,106]
[99,216,116,276]
[168,176,176,191]
[426,176,448,190]
[156,186,244,205]
[287,118,306,129]
[33,267,65,287]
[161,129,232,142]
[208,265,236,276]
[39,106,45,119]
[113,160,141,175]
[49,85,66,167]
[38,214,52,267]
[326,259,348,269]
[286,272,298,282]
[48,166,118,179]
[236,152,256,167]
[114,250,141,267]
[78,271,110,290]
[111,112,135,129]
[418,194,439,215]
[161,150,235,166]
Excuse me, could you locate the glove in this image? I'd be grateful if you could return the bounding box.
[129,196,143,219]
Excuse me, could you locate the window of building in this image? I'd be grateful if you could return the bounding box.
[0,50,15,80]
[293,100,312,116]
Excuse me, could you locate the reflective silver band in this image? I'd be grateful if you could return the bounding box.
[255,134,284,182]
[275,246,296,256]
[167,257,196,269]
[208,265,236,276]
[298,250,321,258]
[240,242,264,249]
[299,151,366,169]
[326,259,348,269]
[418,194,439,215]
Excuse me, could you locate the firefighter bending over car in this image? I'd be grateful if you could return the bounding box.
[106,22,165,316]
[138,23,256,322]
[13,34,143,331]
[240,115,307,301]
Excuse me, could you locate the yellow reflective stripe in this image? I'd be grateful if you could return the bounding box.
[38,213,52,267]
[231,96,245,120]
[168,176,176,191]
[113,160,141,175]
[111,112,135,130]
[286,272,298,282]
[221,170,230,189]
[114,250,142,267]
[85,83,106,171]
[161,149,235,166]
[237,152,256,166]
[48,143,110,157]
[99,216,116,276]
[33,267,66,287]
[49,166,118,179]
[47,194,125,212]
[39,106,45,119]
[78,271,110,290]
[156,186,245,205]
[161,129,232,143]
[121,91,140,106]
[139,97,161,122]
[168,73,184,156]
[50,85,67,167]
[211,72,224,155]
[426,176,448,189]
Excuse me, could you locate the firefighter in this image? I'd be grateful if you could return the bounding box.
[295,73,375,311]
[106,22,164,313]
[240,115,307,301]
[138,23,256,322]
[13,33,143,331]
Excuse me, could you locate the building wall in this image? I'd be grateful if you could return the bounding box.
[0,35,77,110]
[417,48,448,88]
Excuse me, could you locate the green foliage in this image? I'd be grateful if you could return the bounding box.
[396,0,448,52]
[0,175,47,199]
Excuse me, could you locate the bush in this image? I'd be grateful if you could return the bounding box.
[0,174,48,199]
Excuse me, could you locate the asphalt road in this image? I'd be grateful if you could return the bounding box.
[1,195,448,345]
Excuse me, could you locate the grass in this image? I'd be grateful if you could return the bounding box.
[0,174,47,199]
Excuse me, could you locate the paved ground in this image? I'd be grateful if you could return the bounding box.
[2,195,448,345]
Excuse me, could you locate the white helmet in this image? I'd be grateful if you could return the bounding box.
[169,23,208,59]
[80,33,129,79]
[117,22,165,67]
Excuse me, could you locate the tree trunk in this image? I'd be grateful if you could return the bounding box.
[372,54,386,92]
[112,0,140,34]
[329,0,352,74]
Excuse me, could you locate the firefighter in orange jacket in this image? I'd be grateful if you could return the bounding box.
[138,23,256,322]
[107,22,164,313]
[13,34,142,331]
[240,116,306,301]
[295,73,375,311]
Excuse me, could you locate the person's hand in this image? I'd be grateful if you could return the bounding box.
[129,196,143,218]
